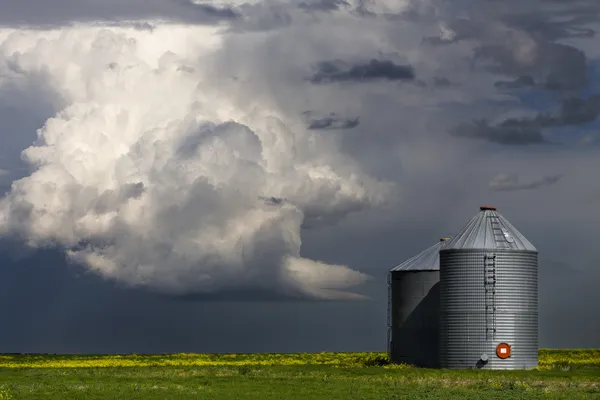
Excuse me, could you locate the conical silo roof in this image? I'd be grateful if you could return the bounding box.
[390,238,450,271]
[443,206,536,251]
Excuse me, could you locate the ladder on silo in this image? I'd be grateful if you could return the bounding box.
[488,214,509,249]
[483,254,497,340]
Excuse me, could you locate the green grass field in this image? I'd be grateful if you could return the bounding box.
[0,349,598,399]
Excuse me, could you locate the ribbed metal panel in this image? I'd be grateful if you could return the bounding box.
[390,270,440,368]
[444,209,536,252]
[439,249,538,369]
[391,239,449,271]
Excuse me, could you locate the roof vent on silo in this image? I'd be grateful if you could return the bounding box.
[480,206,497,211]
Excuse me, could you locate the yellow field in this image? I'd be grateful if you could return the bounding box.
[0,350,598,399]
[0,349,597,369]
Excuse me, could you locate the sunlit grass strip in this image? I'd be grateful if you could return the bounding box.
[0,349,597,369]
[538,349,600,366]
[0,352,384,368]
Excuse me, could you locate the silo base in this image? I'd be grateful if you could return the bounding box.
[390,328,440,368]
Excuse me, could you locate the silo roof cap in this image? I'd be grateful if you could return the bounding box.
[442,207,537,251]
[391,239,450,271]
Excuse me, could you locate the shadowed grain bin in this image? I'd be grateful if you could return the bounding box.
[439,206,538,370]
[387,238,450,367]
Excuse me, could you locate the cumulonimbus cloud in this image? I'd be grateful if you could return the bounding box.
[0,0,598,302]
[0,25,391,300]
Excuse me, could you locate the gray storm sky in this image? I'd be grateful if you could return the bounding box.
[0,0,599,353]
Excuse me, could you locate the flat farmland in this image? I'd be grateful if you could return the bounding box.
[0,349,598,399]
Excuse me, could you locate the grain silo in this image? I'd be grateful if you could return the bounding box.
[439,206,538,370]
[388,238,450,367]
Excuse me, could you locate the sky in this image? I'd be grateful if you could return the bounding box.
[0,0,599,353]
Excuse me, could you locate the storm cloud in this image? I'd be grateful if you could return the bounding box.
[450,119,550,146]
[0,0,241,27]
[298,0,349,12]
[0,0,599,352]
[303,111,360,130]
[536,95,600,127]
[473,41,588,92]
[309,59,415,84]
[489,173,563,192]
[494,76,536,90]
[452,95,600,145]
[0,26,389,301]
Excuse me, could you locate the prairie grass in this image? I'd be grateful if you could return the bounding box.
[0,349,597,399]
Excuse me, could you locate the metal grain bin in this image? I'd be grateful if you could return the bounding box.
[388,238,450,367]
[439,206,538,370]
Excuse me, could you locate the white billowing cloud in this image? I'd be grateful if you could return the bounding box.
[0,0,597,303]
[0,24,390,299]
[283,257,371,300]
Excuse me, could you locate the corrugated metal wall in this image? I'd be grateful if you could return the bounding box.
[439,249,538,369]
[390,270,440,368]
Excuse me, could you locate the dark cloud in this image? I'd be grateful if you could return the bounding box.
[489,173,562,191]
[501,2,598,41]
[260,196,285,206]
[433,1,599,45]
[309,116,359,130]
[450,119,550,146]
[298,0,349,12]
[498,94,600,130]
[227,2,294,32]
[453,95,600,145]
[433,77,454,87]
[494,75,536,90]
[303,111,360,130]
[421,2,594,93]
[183,2,240,19]
[535,95,600,127]
[309,59,415,84]
[473,41,588,92]
[0,0,239,28]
